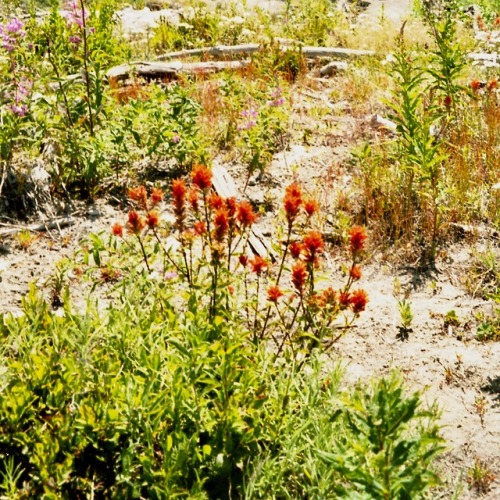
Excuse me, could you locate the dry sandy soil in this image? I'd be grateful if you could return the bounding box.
[1,0,499,497]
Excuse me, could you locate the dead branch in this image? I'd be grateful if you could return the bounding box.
[156,43,261,61]
[154,43,376,62]
[211,164,273,260]
[0,216,75,238]
[107,60,251,81]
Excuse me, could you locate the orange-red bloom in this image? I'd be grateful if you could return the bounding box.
[350,265,362,281]
[146,210,160,228]
[237,201,258,227]
[349,225,367,253]
[283,182,303,223]
[187,188,199,211]
[338,290,351,309]
[250,255,268,275]
[208,193,224,210]
[303,231,324,262]
[471,79,482,92]
[304,198,319,216]
[321,287,337,307]
[291,261,308,292]
[289,241,303,259]
[172,179,187,228]
[487,78,498,91]
[129,186,148,209]
[350,289,368,313]
[191,164,212,190]
[213,208,229,241]
[443,95,452,108]
[267,285,284,303]
[194,220,206,235]
[225,197,237,219]
[127,210,145,234]
[172,179,186,207]
[150,187,164,205]
[239,254,249,267]
[112,222,123,237]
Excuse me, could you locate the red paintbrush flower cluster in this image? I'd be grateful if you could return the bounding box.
[128,186,148,209]
[250,255,268,275]
[349,225,367,253]
[191,164,212,190]
[267,285,284,303]
[283,182,303,223]
[128,210,145,235]
[291,261,308,292]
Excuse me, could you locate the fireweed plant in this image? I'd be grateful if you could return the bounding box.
[110,165,368,354]
[0,17,33,162]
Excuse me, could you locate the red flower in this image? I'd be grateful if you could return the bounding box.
[194,221,206,235]
[350,289,368,313]
[289,241,303,259]
[191,164,212,190]
[214,208,229,241]
[127,210,145,234]
[146,210,160,228]
[321,287,337,306]
[304,198,319,216]
[291,261,308,293]
[239,254,249,267]
[111,222,123,237]
[129,186,148,209]
[267,285,284,303]
[283,182,303,223]
[338,290,351,309]
[172,179,186,207]
[471,79,482,92]
[150,187,164,205]
[443,95,452,107]
[303,231,324,262]
[237,201,258,227]
[349,225,367,253]
[487,78,498,91]
[172,179,187,228]
[225,197,237,219]
[350,265,362,281]
[187,188,199,211]
[208,193,224,210]
[250,255,268,275]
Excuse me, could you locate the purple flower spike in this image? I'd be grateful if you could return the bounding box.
[6,18,24,34]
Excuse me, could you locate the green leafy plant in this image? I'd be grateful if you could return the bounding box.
[318,373,444,499]
[397,298,414,340]
[467,457,496,494]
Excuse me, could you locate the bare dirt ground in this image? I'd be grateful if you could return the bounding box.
[1,1,499,497]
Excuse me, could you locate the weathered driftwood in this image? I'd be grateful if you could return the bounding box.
[107,60,251,81]
[370,114,398,133]
[211,164,272,260]
[156,44,261,61]
[0,217,75,238]
[319,60,349,76]
[301,46,375,58]
[154,43,376,62]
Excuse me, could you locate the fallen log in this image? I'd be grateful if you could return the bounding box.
[300,46,375,58]
[211,164,273,260]
[107,60,251,81]
[156,44,260,61]
[154,43,376,62]
[0,216,75,238]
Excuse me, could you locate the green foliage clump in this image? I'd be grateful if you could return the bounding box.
[0,178,445,498]
[0,284,444,498]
